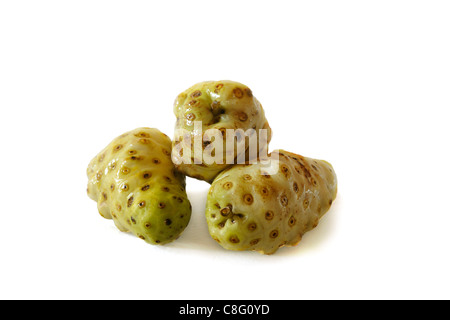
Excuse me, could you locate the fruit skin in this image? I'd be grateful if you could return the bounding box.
[87,128,192,245]
[172,80,272,183]
[205,150,337,255]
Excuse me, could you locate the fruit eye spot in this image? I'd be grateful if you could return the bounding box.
[143,172,152,179]
[265,211,274,220]
[270,230,279,238]
[191,90,202,98]
[127,196,134,207]
[303,199,310,209]
[233,88,244,98]
[289,216,296,226]
[243,194,254,205]
[229,235,240,244]
[220,205,232,216]
[281,195,288,206]
[223,182,233,190]
[135,132,150,138]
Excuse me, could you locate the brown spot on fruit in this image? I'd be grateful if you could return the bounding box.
[143,172,152,179]
[238,112,248,121]
[131,216,136,224]
[188,100,199,107]
[313,218,319,228]
[145,222,151,228]
[158,202,166,209]
[243,194,254,205]
[233,88,244,98]
[223,182,233,190]
[218,222,225,229]
[270,230,279,239]
[162,187,169,192]
[113,144,123,152]
[265,211,274,220]
[186,113,196,121]
[165,219,172,226]
[138,201,146,208]
[280,195,289,206]
[128,150,137,155]
[102,192,107,200]
[214,83,223,93]
[121,184,129,192]
[135,132,150,138]
[260,187,269,196]
[138,235,145,240]
[141,184,150,191]
[121,167,130,174]
[152,158,161,164]
[243,174,252,181]
[110,184,115,191]
[127,196,134,207]
[229,235,240,244]
[116,204,122,211]
[329,199,333,205]
[138,138,151,144]
[220,205,232,216]
[191,90,202,98]
[245,88,253,97]
[248,223,257,231]
[281,165,289,177]
[96,172,102,180]
[303,199,310,209]
[250,239,260,246]
[293,182,299,193]
[289,216,296,226]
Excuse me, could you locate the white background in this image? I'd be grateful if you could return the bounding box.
[1,1,449,300]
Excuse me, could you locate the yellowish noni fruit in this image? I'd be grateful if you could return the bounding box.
[172,80,272,183]
[87,128,192,245]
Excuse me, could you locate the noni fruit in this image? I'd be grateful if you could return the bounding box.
[205,150,337,254]
[172,80,272,183]
[87,128,192,245]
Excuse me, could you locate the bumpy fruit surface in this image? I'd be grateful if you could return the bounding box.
[172,80,272,183]
[87,128,192,245]
[205,150,337,254]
